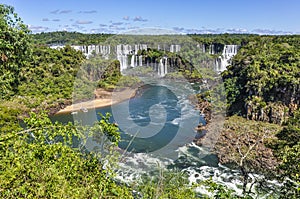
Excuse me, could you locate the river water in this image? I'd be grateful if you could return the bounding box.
[53,79,279,198]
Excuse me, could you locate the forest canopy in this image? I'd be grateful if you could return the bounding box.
[0,3,300,198]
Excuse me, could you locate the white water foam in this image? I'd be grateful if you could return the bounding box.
[115,142,281,198]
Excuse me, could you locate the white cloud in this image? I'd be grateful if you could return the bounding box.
[79,10,97,14]
[29,25,49,32]
[76,20,93,24]
[59,10,72,14]
[112,22,123,26]
[50,9,59,14]
[251,28,293,35]
[50,9,72,14]
[133,16,148,22]
[123,16,129,20]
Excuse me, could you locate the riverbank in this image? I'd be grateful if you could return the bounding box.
[55,87,137,114]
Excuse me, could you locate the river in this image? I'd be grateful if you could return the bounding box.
[52,78,279,198]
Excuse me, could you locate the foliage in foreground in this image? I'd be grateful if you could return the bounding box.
[0,4,32,98]
[272,109,300,197]
[135,169,198,199]
[0,112,133,198]
[0,111,225,199]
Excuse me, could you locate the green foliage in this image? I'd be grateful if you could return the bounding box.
[17,45,85,109]
[96,59,122,90]
[0,4,32,98]
[164,71,185,79]
[124,66,154,77]
[188,33,256,46]
[222,36,300,117]
[0,112,132,198]
[115,75,142,89]
[276,110,300,147]
[201,179,243,199]
[98,113,120,145]
[0,101,24,133]
[2,6,300,197]
[135,169,199,199]
[273,109,300,197]
[216,115,281,173]
[31,31,113,45]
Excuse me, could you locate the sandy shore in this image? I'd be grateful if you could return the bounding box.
[55,88,137,115]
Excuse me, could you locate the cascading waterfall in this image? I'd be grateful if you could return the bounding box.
[88,45,95,55]
[99,45,110,59]
[130,55,135,67]
[202,44,206,53]
[215,45,238,72]
[197,44,206,53]
[139,55,143,66]
[69,45,111,58]
[117,55,128,71]
[170,44,181,53]
[51,43,239,73]
[158,59,163,76]
[158,57,168,77]
[164,57,168,75]
[117,44,134,71]
[134,44,147,54]
[135,55,138,66]
[209,44,215,54]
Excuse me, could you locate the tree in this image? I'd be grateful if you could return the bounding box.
[274,109,300,197]
[0,112,133,198]
[214,116,281,196]
[0,4,32,98]
[222,36,300,124]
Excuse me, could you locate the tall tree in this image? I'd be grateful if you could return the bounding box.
[0,4,32,98]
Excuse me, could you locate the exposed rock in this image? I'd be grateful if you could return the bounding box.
[213,116,282,173]
[245,100,296,125]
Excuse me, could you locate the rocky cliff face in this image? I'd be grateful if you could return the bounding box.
[223,37,300,124]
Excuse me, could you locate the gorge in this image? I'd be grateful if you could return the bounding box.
[51,38,280,198]
[2,1,300,197]
[47,34,300,197]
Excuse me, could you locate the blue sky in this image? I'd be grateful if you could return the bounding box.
[2,0,300,34]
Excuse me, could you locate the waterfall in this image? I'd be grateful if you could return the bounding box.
[215,58,221,71]
[209,44,215,54]
[139,55,143,66]
[170,44,181,53]
[55,43,239,73]
[202,44,206,53]
[131,55,135,67]
[176,45,181,52]
[158,59,163,76]
[117,44,130,71]
[98,45,110,59]
[164,57,168,76]
[134,44,147,54]
[215,45,238,72]
[158,57,168,77]
[95,45,99,54]
[117,55,128,71]
[197,44,206,53]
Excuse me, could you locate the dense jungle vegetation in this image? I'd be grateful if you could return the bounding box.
[1,4,299,198]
